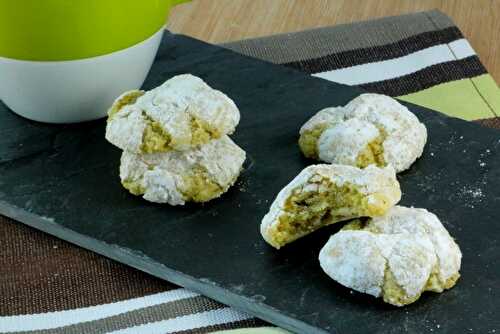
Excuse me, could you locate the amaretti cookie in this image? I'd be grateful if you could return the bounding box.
[106,74,240,154]
[299,93,427,172]
[319,206,462,307]
[120,136,246,205]
[260,164,401,249]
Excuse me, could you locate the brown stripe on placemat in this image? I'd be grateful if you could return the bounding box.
[475,117,500,129]
[176,319,269,334]
[0,217,175,316]
[283,27,463,74]
[359,56,487,96]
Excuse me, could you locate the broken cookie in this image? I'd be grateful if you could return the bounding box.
[106,74,240,154]
[260,164,401,249]
[319,206,462,306]
[120,135,246,205]
[299,93,427,172]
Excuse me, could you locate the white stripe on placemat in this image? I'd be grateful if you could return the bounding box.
[448,38,476,58]
[313,39,476,85]
[0,289,199,332]
[107,308,253,334]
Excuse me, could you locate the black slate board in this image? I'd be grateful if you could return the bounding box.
[1,32,499,334]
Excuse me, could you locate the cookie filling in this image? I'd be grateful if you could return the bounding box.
[299,124,329,159]
[180,166,226,203]
[382,264,421,306]
[121,178,146,196]
[269,178,387,248]
[189,116,221,146]
[141,113,173,153]
[107,90,145,120]
[356,135,386,168]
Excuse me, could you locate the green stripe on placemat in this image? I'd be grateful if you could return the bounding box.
[399,74,499,120]
[472,74,500,113]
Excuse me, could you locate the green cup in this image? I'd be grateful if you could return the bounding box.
[0,0,191,123]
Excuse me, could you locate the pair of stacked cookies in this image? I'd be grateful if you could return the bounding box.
[261,94,462,306]
[105,74,246,205]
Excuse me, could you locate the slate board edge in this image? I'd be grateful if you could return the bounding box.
[0,200,330,334]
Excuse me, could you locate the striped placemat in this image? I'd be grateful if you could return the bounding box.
[223,10,499,120]
[1,10,499,334]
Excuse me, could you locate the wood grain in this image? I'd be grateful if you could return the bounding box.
[167,0,500,83]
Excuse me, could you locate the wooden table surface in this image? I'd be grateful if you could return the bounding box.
[168,0,500,83]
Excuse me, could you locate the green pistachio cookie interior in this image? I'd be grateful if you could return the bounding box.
[260,164,401,249]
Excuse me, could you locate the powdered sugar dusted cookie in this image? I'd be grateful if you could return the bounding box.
[260,164,401,249]
[298,107,349,159]
[120,136,246,205]
[317,118,384,168]
[106,74,240,153]
[298,93,427,172]
[319,206,462,306]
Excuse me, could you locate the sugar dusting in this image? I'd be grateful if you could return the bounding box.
[441,146,491,209]
[458,185,485,209]
[462,187,483,199]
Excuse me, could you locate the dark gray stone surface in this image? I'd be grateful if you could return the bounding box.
[0,33,499,334]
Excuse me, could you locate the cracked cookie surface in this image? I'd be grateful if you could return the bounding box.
[106,74,240,153]
[119,136,246,205]
[319,206,462,306]
[260,164,401,249]
[299,93,427,172]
